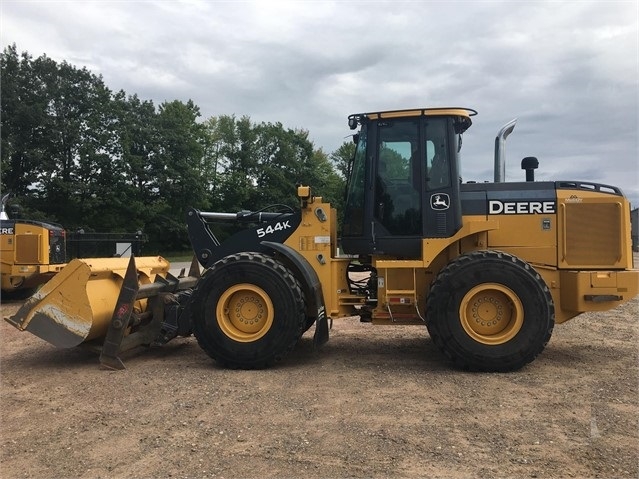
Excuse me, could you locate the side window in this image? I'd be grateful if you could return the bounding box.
[426,120,450,190]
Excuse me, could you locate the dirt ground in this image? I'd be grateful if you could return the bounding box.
[1,262,638,479]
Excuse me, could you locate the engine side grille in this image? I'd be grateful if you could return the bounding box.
[16,234,41,264]
[562,202,621,266]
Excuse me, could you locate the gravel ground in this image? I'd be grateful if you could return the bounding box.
[1,261,637,479]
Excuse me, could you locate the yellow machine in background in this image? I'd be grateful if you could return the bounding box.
[1,195,67,299]
[6,108,639,371]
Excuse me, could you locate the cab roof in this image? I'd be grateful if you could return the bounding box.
[348,107,477,132]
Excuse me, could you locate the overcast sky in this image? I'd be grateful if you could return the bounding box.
[2,1,638,206]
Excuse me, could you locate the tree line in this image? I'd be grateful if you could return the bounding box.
[1,44,355,252]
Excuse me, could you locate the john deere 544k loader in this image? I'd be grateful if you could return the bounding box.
[6,107,639,371]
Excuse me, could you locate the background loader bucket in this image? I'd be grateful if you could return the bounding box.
[5,256,171,349]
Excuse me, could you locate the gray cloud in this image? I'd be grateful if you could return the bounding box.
[2,0,637,205]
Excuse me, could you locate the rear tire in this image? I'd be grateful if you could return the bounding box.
[191,252,305,369]
[426,251,554,372]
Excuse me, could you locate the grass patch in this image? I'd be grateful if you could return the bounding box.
[161,251,196,262]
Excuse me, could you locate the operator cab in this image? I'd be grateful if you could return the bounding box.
[340,108,475,258]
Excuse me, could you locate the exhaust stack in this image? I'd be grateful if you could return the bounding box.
[0,193,9,220]
[494,119,517,183]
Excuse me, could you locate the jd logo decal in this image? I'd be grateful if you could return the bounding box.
[430,193,450,211]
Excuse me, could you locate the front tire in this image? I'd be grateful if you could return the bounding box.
[426,251,554,372]
[191,252,306,369]
[1,286,39,301]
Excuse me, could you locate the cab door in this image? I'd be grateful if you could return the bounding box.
[372,118,423,257]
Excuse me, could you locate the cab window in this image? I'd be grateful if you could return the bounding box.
[375,120,421,235]
[425,119,450,190]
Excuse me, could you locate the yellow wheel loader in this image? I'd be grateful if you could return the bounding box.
[6,108,639,371]
[1,194,67,299]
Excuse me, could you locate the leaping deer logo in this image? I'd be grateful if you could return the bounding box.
[431,193,450,210]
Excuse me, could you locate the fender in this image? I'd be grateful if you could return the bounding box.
[261,241,329,347]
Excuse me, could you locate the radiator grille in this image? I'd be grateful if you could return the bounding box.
[16,234,40,264]
[563,202,621,266]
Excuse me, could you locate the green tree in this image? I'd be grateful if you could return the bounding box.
[1,46,52,200]
[306,148,345,207]
[330,140,356,179]
[144,99,209,250]
[210,115,259,212]
[34,57,113,226]
[203,115,346,213]
[1,45,117,227]
[2,46,349,253]
[252,122,314,207]
[103,92,160,231]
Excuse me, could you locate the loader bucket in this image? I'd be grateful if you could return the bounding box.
[5,256,171,349]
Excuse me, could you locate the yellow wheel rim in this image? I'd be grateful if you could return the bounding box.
[216,284,274,342]
[459,283,524,345]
